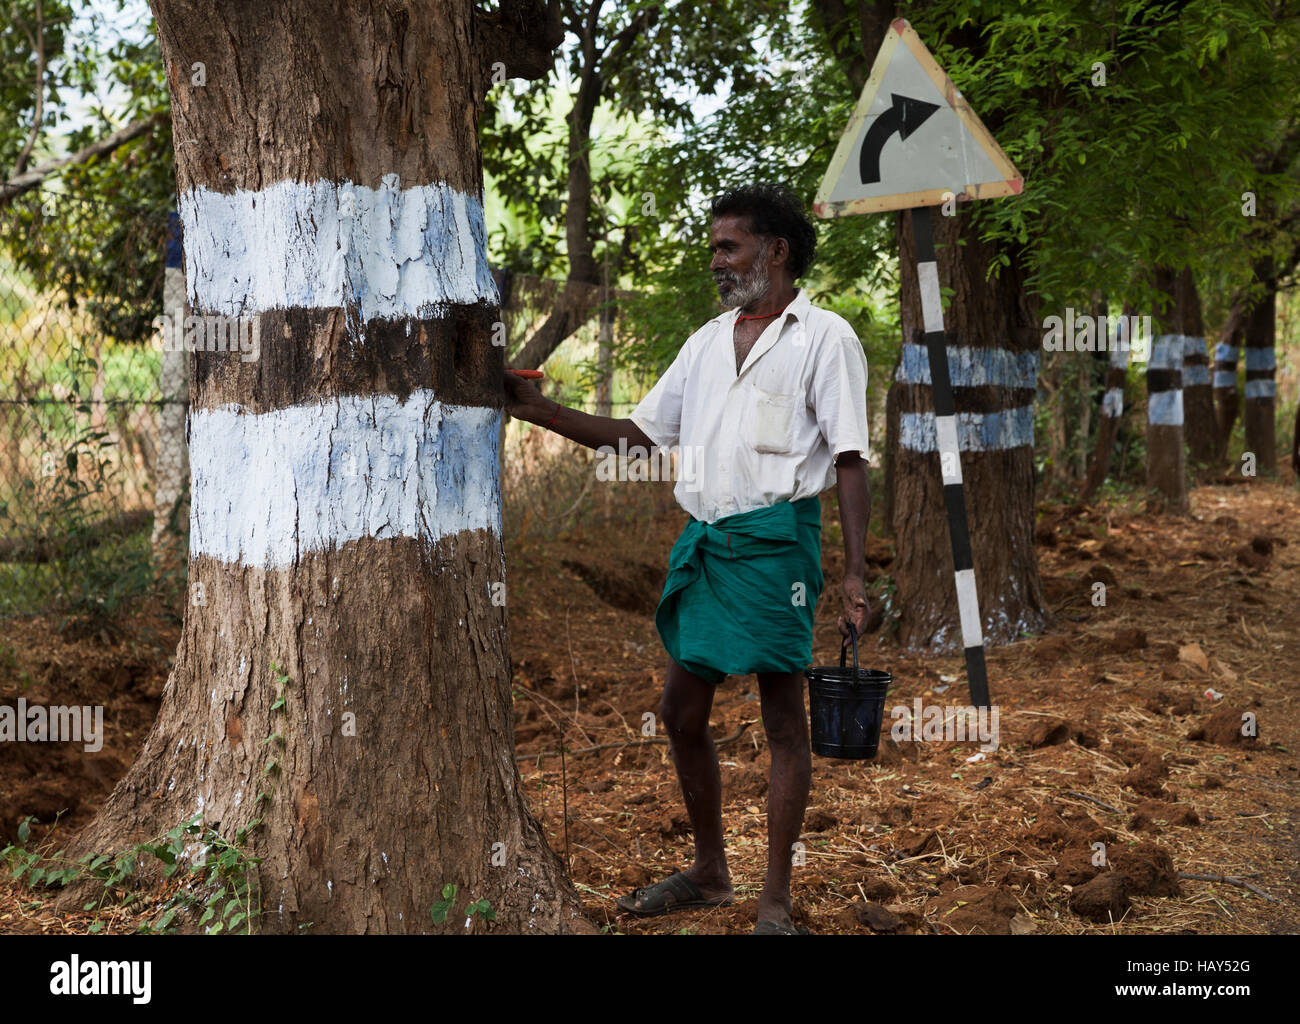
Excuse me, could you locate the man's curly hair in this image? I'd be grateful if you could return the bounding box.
[710,183,818,280]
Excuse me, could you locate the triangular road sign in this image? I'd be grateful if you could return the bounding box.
[814,19,1022,217]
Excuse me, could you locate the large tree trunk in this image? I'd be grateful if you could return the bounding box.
[889,208,1047,651]
[63,0,587,935]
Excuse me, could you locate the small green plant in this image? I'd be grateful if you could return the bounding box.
[0,421,157,627]
[1,812,263,935]
[431,883,496,929]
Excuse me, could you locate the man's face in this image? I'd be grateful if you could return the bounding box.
[710,213,774,310]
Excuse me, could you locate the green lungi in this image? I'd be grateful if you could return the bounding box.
[654,496,824,684]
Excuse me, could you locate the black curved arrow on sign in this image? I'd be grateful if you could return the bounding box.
[859,93,941,184]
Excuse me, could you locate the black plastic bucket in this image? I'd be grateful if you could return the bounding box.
[805,624,890,759]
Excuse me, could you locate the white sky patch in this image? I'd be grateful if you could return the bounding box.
[189,391,501,569]
[180,176,499,320]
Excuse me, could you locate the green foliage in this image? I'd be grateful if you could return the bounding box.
[430,882,496,929]
[2,812,263,935]
[911,0,1300,315]
[0,1,173,343]
[610,6,894,381]
[0,412,159,625]
[0,1,77,173]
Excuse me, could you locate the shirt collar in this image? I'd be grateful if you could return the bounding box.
[723,286,810,327]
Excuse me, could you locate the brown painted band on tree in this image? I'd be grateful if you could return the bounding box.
[895,384,1036,416]
[1145,369,1182,393]
[189,305,504,414]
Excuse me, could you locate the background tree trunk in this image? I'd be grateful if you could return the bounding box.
[62,0,588,935]
[889,208,1047,651]
[1147,267,1190,513]
[1174,269,1217,473]
[1243,259,1278,474]
[1213,316,1243,465]
[152,212,188,573]
[1081,305,1132,504]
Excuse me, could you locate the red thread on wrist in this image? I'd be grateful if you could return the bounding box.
[544,401,561,429]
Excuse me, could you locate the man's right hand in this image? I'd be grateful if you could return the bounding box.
[503,370,555,424]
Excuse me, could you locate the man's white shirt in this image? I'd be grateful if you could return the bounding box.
[630,287,870,523]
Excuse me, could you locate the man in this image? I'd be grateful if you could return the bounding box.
[503,183,871,935]
[1292,403,1299,480]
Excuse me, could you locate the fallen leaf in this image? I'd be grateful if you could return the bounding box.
[1178,643,1210,673]
[1213,659,1238,684]
[1010,913,1038,935]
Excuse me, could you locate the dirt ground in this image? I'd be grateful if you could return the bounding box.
[2,478,1297,935]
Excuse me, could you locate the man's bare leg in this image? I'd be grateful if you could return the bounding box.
[657,657,732,901]
[755,670,812,928]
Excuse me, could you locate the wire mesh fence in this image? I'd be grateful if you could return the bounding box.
[0,187,177,618]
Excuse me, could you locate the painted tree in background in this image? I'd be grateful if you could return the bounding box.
[61,0,591,934]
[1146,267,1192,513]
[815,2,1050,649]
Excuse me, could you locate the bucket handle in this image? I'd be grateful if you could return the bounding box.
[839,622,860,675]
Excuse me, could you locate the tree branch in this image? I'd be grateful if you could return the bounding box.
[12,0,46,179]
[0,114,163,208]
[474,0,565,86]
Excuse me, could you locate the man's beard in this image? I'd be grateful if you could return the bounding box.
[715,242,772,310]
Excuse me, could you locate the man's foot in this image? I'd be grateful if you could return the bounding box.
[754,892,796,932]
[615,869,734,917]
[752,919,811,934]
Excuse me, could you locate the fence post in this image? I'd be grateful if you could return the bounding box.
[152,210,189,570]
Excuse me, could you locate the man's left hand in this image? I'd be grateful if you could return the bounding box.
[838,574,869,641]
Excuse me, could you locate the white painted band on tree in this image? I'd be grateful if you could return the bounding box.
[1109,342,1130,369]
[917,260,943,334]
[1182,364,1211,387]
[1213,371,1237,389]
[1147,389,1184,426]
[894,344,1039,389]
[179,175,499,320]
[1244,379,1276,399]
[1102,387,1123,418]
[1181,335,1206,359]
[1149,335,1184,370]
[954,568,983,648]
[899,406,1035,452]
[189,390,501,568]
[936,415,962,484]
[1244,347,1276,371]
[1213,342,1237,363]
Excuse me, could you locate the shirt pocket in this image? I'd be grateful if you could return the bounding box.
[751,388,796,454]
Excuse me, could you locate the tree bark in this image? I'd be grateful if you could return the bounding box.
[1173,269,1216,473]
[1213,314,1243,465]
[1146,267,1189,513]
[1242,273,1277,474]
[1081,306,1132,504]
[62,0,588,935]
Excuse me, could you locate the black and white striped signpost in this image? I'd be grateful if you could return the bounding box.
[814,18,1023,709]
[909,204,990,707]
